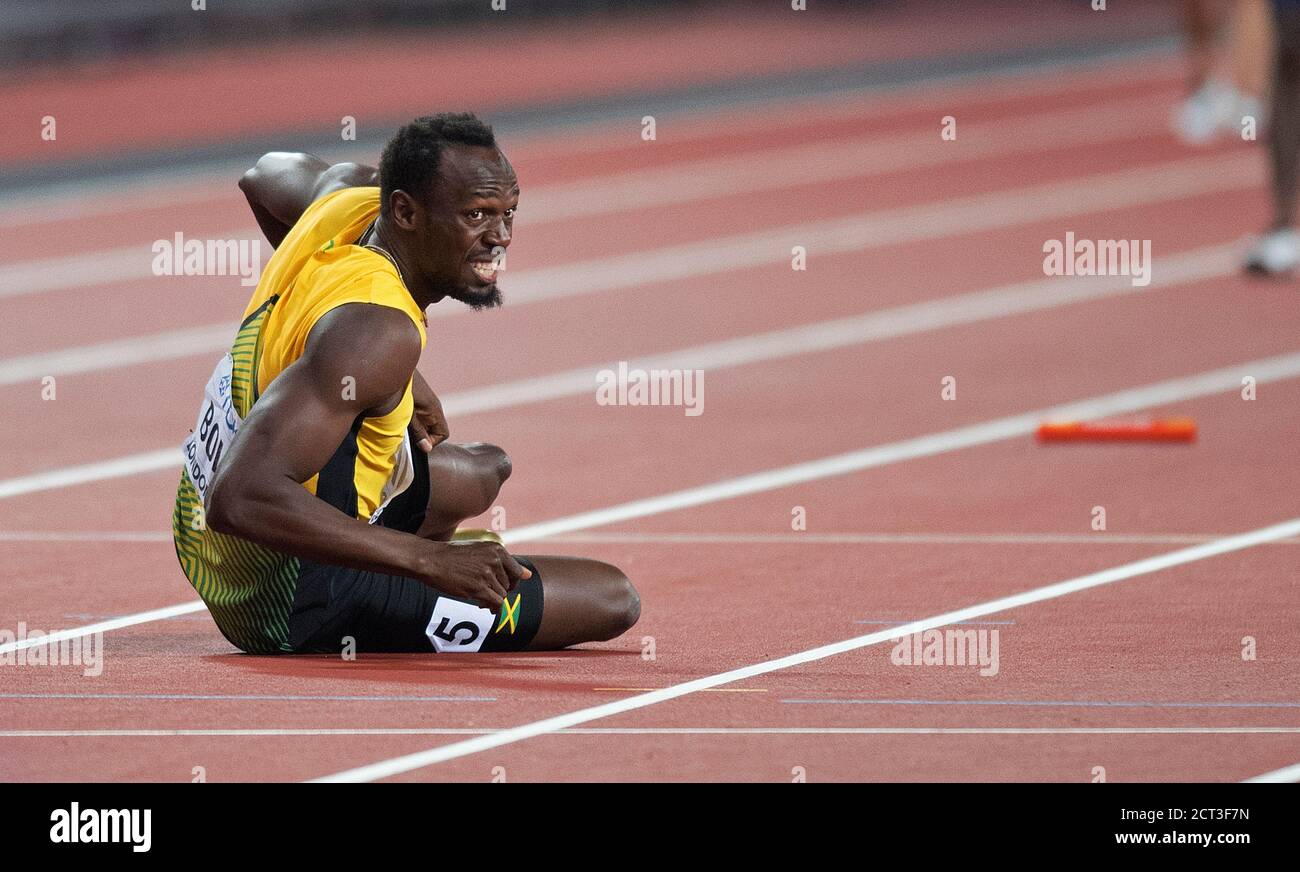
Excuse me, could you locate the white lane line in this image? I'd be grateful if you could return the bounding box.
[0,180,244,231]
[0,239,1241,494]
[313,515,1300,781]
[498,350,1300,544]
[4,349,1300,656]
[0,324,234,386]
[515,96,1168,222]
[0,227,1238,392]
[534,532,1300,546]
[3,727,1296,738]
[0,61,1180,228]
[0,531,174,542]
[0,148,1259,302]
[0,449,178,501]
[0,245,152,300]
[781,698,1300,709]
[444,245,1240,413]
[7,530,1300,546]
[1243,762,1300,783]
[0,601,208,658]
[0,693,493,702]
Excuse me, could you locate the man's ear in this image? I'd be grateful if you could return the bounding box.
[388,190,421,230]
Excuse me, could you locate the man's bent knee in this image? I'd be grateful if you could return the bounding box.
[419,443,513,538]
[478,443,512,484]
[595,568,640,641]
[459,442,511,487]
[430,442,510,501]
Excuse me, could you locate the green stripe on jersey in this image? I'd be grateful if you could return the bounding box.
[172,296,300,654]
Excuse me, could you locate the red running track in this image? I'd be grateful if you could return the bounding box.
[1,31,1298,782]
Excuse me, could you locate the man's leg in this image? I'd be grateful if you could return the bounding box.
[414,441,513,540]
[1184,0,1225,94]
[1231,0,1272,101]
[1246,1,1300,272]
[412,441,640,649]
[1269,2,1300,230]
[516,556,640,650]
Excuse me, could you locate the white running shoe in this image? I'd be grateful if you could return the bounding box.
[1244,229,1300,275]
[1175,80,1238,144]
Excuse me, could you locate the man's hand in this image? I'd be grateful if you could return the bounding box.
[203,295,524,608]
[415,539,532,612]
[410,369,450,453]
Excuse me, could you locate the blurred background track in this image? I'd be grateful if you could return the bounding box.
[2,0,1298,782]
[1,0,1182,186]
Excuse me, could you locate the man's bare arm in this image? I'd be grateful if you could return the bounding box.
[205,303,528,609]
[238,153,379,248]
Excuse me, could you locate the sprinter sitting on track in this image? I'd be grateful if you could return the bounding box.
[172,113,639,654]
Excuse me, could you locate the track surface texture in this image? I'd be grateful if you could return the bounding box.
[2,1,1297,783]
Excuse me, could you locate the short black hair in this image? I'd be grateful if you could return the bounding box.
[378,112,497,214]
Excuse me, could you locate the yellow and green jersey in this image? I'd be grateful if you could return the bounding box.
[172,187,427,653]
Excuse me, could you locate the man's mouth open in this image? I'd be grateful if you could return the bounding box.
[469,261,498,283]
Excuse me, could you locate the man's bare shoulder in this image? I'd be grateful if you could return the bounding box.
[296,303,422,408]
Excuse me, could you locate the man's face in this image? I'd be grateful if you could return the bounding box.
[414,145,519,309]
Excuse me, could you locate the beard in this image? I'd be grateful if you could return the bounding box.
[447,282,503,311]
